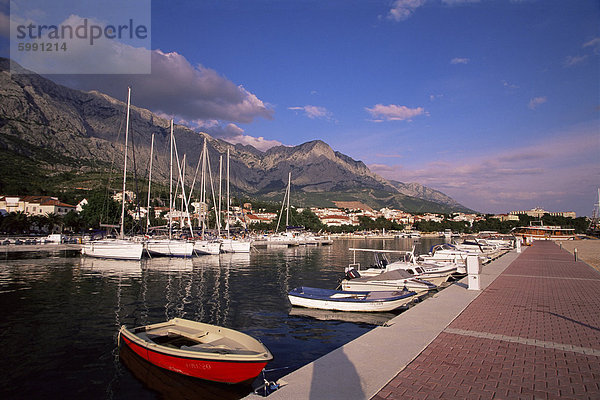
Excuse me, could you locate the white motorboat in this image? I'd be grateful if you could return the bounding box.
[288,286,417,312]
[345,247,461,286]
[418,243,475,266]
[340,269,437,292]
[453,238,499,254]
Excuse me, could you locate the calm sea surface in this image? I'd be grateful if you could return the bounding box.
[0,237,443,399]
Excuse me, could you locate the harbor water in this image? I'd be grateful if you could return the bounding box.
[0,237,444,399]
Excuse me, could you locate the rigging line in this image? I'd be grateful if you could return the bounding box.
[186,144,203,206]
[205,143,221,231]
[130,127,143,236]
[101,98,126,227]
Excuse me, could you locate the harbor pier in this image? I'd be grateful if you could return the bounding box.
[251,241,600,399]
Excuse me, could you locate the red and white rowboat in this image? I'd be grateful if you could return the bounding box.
[118,318,273,384]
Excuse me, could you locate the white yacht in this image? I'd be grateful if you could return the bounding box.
[145,238,194,257]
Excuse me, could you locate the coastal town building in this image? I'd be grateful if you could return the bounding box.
[0,195,75,216]
[491,213,520,222]
[509,207,576,218]
[111,190,136,203]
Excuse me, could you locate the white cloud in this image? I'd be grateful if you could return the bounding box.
[528,96,547,110]
[10,13,273,124]
[450,57,470,64]
[365,104,427,122]
[225,134,284,152]
[583,37,600,53]
[288,105,333,120]
[195,121,283,152]
[386,0,426,22]
[502,80,519,89]
[563,55,588,67]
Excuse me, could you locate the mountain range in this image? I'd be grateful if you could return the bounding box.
[0,58,472,213]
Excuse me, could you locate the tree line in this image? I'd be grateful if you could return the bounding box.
[0,190,590,236]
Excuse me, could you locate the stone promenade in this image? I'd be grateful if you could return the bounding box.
[373,241,600,399]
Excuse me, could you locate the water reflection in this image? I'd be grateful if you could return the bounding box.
[78,257,142,278]
[0,237,444,399]
[288,307,397,326]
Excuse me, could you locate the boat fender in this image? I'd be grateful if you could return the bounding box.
[345,268,361,280]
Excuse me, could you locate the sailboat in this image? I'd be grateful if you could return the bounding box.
[145,120,194,257]
[82,87,144,260]
[193,138,221,255]
[220,148,251,253]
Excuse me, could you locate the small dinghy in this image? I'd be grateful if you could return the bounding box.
[288,286,417,312]
[118,318,273,384]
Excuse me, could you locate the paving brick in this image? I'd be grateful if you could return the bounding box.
[372,242,600,400]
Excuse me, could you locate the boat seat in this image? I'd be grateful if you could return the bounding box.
[166,328,210,343]
[181,344,260,355]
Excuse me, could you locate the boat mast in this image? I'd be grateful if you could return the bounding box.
[276,171,291,232]
[226,148,230,239]
[201,139,207,237]
[181,153,186,228]
[218,155,222,236]
[146,133,154,234]
[119,87,131,240]
[169,120,173,240]
[286,171,291,228]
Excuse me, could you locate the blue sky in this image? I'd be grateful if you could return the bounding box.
[2,0,599,216]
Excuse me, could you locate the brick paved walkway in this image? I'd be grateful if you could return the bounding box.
[372,241,600,399]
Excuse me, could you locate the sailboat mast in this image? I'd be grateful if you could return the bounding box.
[226,148,230,239]
[218,155,222,236]
[201,139,207,236]
[169,120,173,240]
[119,87,131,239]
[286,172,291,228]
[146,133,154,234]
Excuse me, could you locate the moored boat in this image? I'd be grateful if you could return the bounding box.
[118,318,273,384]
[194,239,222,255]
[340,269,438,292]
[345,247,460,285]
[82,239,144,260]
[288,286,417,312]
[510,224,577,241]
[145,238,194,257]
[220,238,252,253]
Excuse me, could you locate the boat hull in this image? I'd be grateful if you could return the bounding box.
[340,279,436,293]
[194,240,221,255]
[81,240,144,260]
[288,287,416,312]
[220,239,251,253]
[119,334,268,384]
[118,319,272,384]
[146,240,194,257]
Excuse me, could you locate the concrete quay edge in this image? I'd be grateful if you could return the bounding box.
[246,249,522,400]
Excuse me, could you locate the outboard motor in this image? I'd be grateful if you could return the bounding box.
[345,268,361,280]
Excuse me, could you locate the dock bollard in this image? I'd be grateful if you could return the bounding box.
[466,255,481,291]
[574,248,578,262]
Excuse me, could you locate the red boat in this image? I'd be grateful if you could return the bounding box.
[118,318,273,384]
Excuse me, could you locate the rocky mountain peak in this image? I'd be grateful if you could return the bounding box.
[0,57,472,213]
